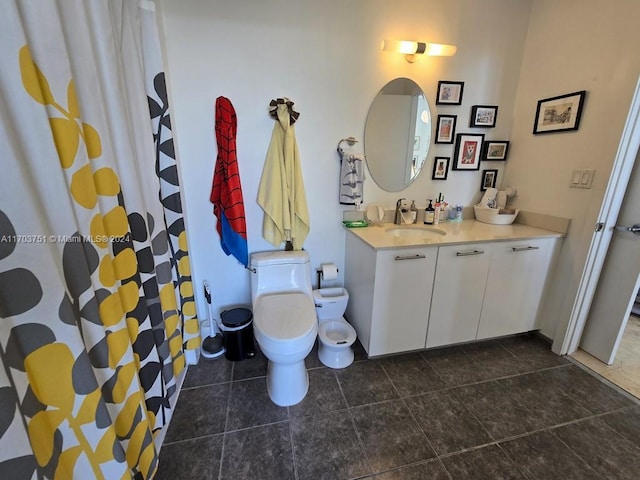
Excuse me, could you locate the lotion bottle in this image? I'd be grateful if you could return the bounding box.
[424,200,435,225]
[410,200,418,223]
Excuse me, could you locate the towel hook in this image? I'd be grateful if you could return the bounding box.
[337,136,359,154]
[269,97,300,125]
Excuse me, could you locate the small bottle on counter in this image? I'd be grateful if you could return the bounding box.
[410,200,418,224]
[448,205,457,220]
[424,200,435,225]
[455,205,463,222]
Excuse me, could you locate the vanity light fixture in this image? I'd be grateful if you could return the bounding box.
[381,39,457,63]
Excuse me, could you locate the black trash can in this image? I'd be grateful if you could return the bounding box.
[220,307,255,361]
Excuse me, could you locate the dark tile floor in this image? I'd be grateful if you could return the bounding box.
[155,334,640,480]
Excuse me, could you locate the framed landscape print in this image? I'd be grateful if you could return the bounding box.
[452,133,484,170]
[435,115,457,144]
[482,140,510,161]
[470,105,498,128]
[533,90,586,134]
[436,81,464,105]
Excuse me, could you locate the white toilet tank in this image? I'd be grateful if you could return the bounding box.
[250,251,313,302]
[313,287,349,321]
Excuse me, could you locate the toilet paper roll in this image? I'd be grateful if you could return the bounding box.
[321,263,339,281]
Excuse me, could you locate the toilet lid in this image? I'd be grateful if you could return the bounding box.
[254,292,317,340]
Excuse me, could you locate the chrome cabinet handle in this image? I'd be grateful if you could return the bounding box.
[511,246,540,252]
[394,254,426,261]
[614,224,640,235]
[456,250,484,257]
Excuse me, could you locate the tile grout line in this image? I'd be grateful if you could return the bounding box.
[431,403,633,463]
[378,356,461,478]
[160,431,223,447]
[399,395,447,466]
[377,360,444,468]
[426,355,576,464]
[286,400,299,480]
[545,427,605,477]
[216,361,235,480]
[334,369,375,478]
[494,441,538,480]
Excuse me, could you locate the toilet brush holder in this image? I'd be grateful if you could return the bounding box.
[201,317,224,359]
[201,281,225,359]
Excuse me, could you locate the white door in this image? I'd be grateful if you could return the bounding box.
[579,149,640,364]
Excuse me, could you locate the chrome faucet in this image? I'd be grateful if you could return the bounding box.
[394,198,406,225]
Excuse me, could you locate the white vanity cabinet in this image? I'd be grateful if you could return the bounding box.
[345,234,437,356]
[427,243,492,348]
[477,238,555,339]
[344,223,562,357]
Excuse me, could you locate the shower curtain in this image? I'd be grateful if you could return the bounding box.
[0,1,199,478]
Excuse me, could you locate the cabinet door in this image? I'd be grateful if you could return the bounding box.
[477,238,552,339]
[427,243,491,348]
[369,247,437,356]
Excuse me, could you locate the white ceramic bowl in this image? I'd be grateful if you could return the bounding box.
[474,205,520,225]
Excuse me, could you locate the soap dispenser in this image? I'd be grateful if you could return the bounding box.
[424,200,435,225]
[410,200,418,224]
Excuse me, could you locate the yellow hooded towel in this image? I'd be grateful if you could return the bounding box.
[257,103,310,250]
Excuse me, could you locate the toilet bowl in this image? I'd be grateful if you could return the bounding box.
[250,251,318,407]
[313,287,357,369]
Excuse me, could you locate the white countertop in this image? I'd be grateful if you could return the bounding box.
[345,220,565,250]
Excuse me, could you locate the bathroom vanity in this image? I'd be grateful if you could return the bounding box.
[344,220,564,356]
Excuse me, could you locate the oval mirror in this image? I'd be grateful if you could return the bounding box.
[364,78,431,192]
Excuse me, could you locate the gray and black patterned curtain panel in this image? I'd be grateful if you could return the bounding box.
[0,1,199,478]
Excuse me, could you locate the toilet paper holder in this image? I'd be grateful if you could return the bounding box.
[316,263,339,289]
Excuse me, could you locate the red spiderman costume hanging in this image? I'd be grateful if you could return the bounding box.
[210,96,248,266]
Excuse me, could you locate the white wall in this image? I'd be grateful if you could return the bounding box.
[505,0,640,345]
[159,0,532,319]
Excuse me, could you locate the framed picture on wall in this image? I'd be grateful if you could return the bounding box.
[435,115,457,144]
[481,169,498,191]
[432,156,450,180]
[452,133,484,170]
[482,140,510,161]
[470,105,498,128]
[436,81,464,105]
[533,90,586,134]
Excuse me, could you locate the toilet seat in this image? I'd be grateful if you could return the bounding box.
[254,292,317,353]
[318,318,357,346]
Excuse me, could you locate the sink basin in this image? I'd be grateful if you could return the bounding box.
[385,226,447,239]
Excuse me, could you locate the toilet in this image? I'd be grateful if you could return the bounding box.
[250,251,318,407]
[313,287,357,369]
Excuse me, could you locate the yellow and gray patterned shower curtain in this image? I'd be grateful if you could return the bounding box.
[0,1,199,478]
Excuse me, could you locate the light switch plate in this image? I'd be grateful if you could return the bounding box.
[570,169,595,189]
